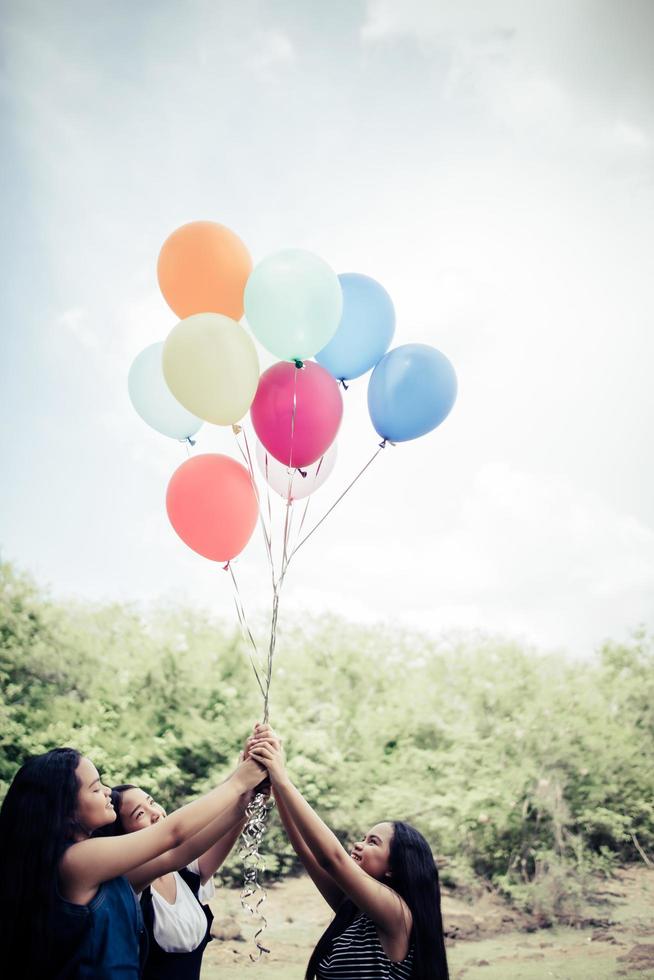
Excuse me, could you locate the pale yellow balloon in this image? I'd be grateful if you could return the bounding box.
[163,313,260,425]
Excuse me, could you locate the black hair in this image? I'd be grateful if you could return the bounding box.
[0,748,82,976]
[306,821,448,980]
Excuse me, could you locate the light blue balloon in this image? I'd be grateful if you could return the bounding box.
[315,273,395,381]
[244,248,343,361]
[128,342,202,440]
[367,344,457,442]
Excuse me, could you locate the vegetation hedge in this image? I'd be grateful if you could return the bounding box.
[2,559,652,921]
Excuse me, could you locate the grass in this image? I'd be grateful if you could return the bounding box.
[200,866,654,979]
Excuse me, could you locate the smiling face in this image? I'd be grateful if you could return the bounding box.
[350,822,395,881]
[118,788,167,833]
[74,757,115,835]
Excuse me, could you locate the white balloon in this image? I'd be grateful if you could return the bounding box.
[128,342,202,440]
[256,439,337,501]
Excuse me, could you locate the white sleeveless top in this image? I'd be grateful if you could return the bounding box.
[187,858,215,905]
[150,869,208,953]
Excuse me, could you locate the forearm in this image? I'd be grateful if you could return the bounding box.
[127,791,250,891]
[275,790,323,869]
[273,787,345,910]
[272,777,345,871]
[198,815,246,882]
[166,773,246,846]
[168,796,245,871]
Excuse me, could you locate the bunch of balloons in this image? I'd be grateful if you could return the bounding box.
[128,220,458,566]
[129,219,458,957]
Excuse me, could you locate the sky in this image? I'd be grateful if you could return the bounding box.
[1,0,653,657]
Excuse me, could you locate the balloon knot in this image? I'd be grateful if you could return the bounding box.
[379,439,396,449]
[223,561,230,571]
[232,424,242,435]
[181,436,196,447]
[339,379,349,390]
[293,359,304,370]
[297,468,308,478]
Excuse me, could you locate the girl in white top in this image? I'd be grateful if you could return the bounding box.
[108,777,255,980]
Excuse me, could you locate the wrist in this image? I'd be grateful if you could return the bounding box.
[231,770,251,795]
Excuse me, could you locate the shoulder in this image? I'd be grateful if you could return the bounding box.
[179,866,201,896]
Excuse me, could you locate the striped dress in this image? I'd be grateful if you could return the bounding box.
[318,911,414,979]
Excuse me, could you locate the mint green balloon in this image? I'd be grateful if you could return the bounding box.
[244,249,343,361]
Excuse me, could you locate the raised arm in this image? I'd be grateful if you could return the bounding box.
[249,731,410,939]
[59,757,265,901]
[274,786,344,911]
[195,807,246,884]
[244,732,342,908]
[126,791,248,892]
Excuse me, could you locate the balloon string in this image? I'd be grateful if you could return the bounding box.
[287,452,325,561]
[275,365,300,583]
[226,563,267,701]
[225,525,276,959]
[263,366,302,713]
[288,444,386,562]
[280,496,295,584]
[233,426,275,585]
[263,455,276,586]
[287,364,299,474]
[228,422,383,961]
[264,586,281,724]
[228,368,311,956]
[242,427,276,583]
[229,423,294,721]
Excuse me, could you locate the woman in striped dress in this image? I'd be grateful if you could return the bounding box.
[248,725,448,980]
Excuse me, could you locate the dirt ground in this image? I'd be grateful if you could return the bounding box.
[201,865,654,979]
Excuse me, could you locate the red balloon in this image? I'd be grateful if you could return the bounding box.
[166,454,258,562]
[250,361,343,468]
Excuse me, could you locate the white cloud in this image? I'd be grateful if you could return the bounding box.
[401,463,654,652]
[361,0,654,138]
[246,29,295,75]
[55,308,100,352]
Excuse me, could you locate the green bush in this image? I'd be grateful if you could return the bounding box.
[1,559,653,906]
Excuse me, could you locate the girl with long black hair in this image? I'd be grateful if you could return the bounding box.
[0,746,264,979]
[102,779,248,980]
[248,725,448,980]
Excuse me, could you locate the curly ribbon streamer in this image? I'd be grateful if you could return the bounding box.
[239,791,275,960]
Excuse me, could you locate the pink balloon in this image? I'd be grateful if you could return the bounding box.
[250,361,343,467]
[166,454,259,562]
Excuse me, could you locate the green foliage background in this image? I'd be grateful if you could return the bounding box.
[1,559,652,921]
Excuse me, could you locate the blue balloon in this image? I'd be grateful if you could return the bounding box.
[315,273,395,381]
[367,344,457,442]
[128,342,202,441]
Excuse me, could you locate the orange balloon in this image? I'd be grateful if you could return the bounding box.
[157,221,253,320]
[166,454,259,562]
